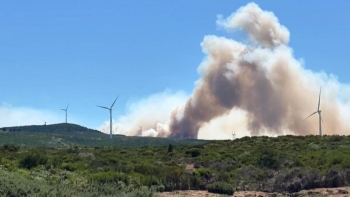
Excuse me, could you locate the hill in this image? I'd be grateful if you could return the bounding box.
[1,123,103,133]
[0,123,207,147]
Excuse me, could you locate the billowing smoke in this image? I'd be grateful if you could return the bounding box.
[98,90,187,137]
[169,2,350,139]
[99,2,350,139]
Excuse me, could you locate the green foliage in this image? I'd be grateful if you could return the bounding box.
[0,124,207,147]
[257,148,279,169]
[92,171,129,184]
[3,135,350,194]
[0,168,158,197]
[206,182,234,195]
[2,144,20,152]
[19,151,48,169]
[185,148,201,157]
[167,144,173,153]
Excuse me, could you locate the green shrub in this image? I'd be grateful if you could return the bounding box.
[143,150,154,156]
[195,168,212,180]
[257,148,279,169]
[19,152,48,169]
[341,156,350,168]
[2,144,20,152]
[167,144,173,153]
[0,168,158,197]
[61,162,77,171]
[206,181,234,195]
[92,171,130,185]
[185,148,201,157]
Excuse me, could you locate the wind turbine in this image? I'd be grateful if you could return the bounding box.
[40,118,46,126]
[97,96,119,139]
[232,131,236,141]
[305,87,324,136]
[138,126,143,136]
[60,105,69,123]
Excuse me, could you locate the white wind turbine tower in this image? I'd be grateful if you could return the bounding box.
[305,87,324,136]
[60,105,69,123]
[232,131,236,141]
[138,126,143,136]
[97,96,119,139]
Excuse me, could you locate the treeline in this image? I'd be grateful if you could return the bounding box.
[1,135,350,195]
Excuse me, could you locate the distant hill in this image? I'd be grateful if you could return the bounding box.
[0,123,207,147]
[0,123,104,134]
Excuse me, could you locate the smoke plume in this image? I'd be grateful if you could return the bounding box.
[98,90,187,137]
[169,2,350,138]
[99,2,350,139]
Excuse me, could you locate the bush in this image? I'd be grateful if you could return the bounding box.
[3,144,20,152]
[143,150,154,156]
[185,148,201,157]
[19,152,48,169]
[257,148,279,170]
[0,168,158,197]
[167,144,173,153]
[195,168,212,179]
[206,181,234,195]
[92,171,130,185]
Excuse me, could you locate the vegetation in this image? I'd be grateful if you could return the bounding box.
[1,131,350,195]
[207,182,234,195]
[0,123,207,147]
[0,168,158,197]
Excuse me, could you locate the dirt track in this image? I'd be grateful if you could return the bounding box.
[159,186,350,196]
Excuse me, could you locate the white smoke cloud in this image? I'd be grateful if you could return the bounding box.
[0,103,60,127]
[216,2,290,47]
[168,2,350,139]
[99,2,350,140]
[98,89,188,137]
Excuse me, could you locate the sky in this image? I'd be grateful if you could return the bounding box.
[1,1,350,139]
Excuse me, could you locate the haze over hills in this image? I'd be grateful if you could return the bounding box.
[0,123,207,147]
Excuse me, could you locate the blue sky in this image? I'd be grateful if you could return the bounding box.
[1,1,350,132]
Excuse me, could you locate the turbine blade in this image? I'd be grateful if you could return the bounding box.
[320,116,326,127]
[305,111,317,120]
[110,95,119,108]
[60,109,65,111]
[96,105,109,110]
[318,87,321,111]
[66,105,69,110]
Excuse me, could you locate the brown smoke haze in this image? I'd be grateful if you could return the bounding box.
[99,2,350,139]
[168,2,350,139]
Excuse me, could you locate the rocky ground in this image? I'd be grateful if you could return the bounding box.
[159,187,350,196]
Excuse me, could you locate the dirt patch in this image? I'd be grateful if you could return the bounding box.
[159,190,223,197]
[185,164,194,171]
[159,187,350,196]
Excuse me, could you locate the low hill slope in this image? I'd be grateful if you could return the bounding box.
[0,123,207,147]
[1,123,102,133]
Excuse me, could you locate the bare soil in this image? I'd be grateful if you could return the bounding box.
[159,187,350,196]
